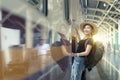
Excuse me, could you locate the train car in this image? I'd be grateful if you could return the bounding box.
[0,0,120,80]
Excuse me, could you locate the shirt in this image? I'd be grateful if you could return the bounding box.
[76,38,94,53]
[36,44,50,55]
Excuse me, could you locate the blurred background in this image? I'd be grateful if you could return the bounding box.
[0,0,120,80]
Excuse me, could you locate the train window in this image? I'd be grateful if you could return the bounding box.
[64,0,69,21]
[115,24,118,30]
[42,0,48,16]
[27,0,48,16]
[48,30,52,45]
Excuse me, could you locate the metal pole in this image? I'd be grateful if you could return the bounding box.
[0,9,4,80]
[0,9,1,50]
[25,10,33,48]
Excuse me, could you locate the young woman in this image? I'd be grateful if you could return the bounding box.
[71,22,98,80]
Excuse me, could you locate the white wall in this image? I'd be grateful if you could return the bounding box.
[1,27,20,64]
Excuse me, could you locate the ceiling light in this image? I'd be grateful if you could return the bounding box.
[103,3,106,7]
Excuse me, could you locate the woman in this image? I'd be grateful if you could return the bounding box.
[71,22,98,80]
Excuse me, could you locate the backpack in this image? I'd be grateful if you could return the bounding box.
[85,40,105,71]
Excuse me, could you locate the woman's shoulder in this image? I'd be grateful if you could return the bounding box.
[87,38,94,41]
[78,39,86,44]
[78,37,93,43]
[81,38,93,41]
[86,38,94,46]
[86,38,94,42]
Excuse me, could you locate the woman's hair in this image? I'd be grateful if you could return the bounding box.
[83,24,94,30]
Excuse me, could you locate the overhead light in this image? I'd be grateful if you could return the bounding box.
[103,3,106,7]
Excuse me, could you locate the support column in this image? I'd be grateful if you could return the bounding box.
[107,27,109,44]
[0,9,1,50]
[115,30,119,54]
[109,27,111,46]
[113,26,116,54]
[0,9,4,80]
[118,20,120,50]
[119,20,120,80]
[25,10,33,48]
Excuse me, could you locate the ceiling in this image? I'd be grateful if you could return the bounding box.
[1,0,120,30]
[80,0,120,29]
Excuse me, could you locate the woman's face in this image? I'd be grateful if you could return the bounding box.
[83,25,93,35]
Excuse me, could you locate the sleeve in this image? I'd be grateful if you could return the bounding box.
[86,38,94,46]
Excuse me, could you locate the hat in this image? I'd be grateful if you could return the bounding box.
[80,22,98,35]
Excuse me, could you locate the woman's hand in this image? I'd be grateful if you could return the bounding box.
[68,53,79,57]
[70,53,78,57]
[71,53,76,57]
